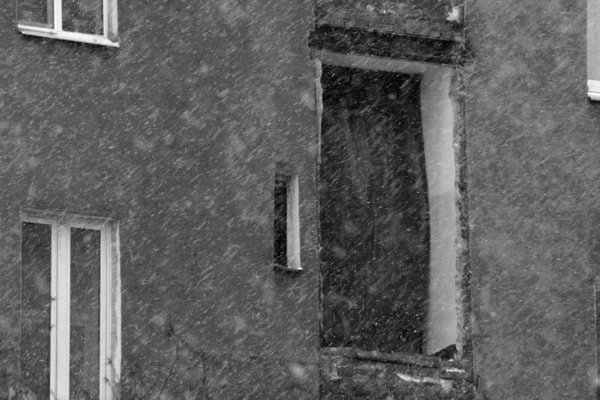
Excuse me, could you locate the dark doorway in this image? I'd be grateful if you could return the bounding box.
[320,65,430,353]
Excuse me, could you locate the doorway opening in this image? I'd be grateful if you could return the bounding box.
[318,53,459,357]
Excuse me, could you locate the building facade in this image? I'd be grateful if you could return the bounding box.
[0,0,597,399]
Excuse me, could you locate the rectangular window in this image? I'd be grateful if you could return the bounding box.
[589,0,600,100]
[318,53,458,357]
[20,210,120,399]
[273,163,301,271]
[17,0,118,47]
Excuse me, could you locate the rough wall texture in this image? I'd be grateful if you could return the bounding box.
[466,0,598,399]
[312,2,474,399]
[4,0,595,398]
[315,0,461,40]
[0,0,319,397]
[320,353,473,399]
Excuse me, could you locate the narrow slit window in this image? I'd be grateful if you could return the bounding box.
[273,164,301,271]
[589,0,600,100]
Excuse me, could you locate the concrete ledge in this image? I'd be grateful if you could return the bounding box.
[309,26,469,66]
[320,351,474,399]
[314,2,462,41]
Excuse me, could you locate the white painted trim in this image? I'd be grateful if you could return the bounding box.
[99,226,108,400]
[286,173,302,271]
[588,1,600,85]
[314,58,323,167]
[315,49,438,74]
[106,0,118,41]
[588,80,600,101]
[17,0,119,47]
[273,167,303,272]
[57,223,70,400]
[595,278,600,393]
[20,211,120,400]
[50,221,58,400]
[17,27,120,47]
[54,0,61,32]
[102,0,109,37]
[109,222,121,399]
[16,23,55,34]
[420,67,458,355]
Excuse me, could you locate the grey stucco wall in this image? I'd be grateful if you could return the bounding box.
[467,0,599,398]
[0,1,319,397]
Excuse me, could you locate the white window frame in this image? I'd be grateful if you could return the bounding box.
[17,0,119,47]
[273,163,302,272]
[21,209,121,400]
[589,0,600,99]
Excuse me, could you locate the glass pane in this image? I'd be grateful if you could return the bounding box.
[70,228,100,399]
[274,172,289,267]
[62,0,103,35]
[320,66,430,353]
[18,0,54,26]
[20,222,52,398]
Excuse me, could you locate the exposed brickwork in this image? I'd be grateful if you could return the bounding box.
[466,0,598,398]
[2,0,594,398]
[315,0,462,41]
[309,26,468,67]
[320,354,474,399]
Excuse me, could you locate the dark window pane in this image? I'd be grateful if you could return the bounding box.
[320,66,430,353]
[18,0,53,26]
[62,0,103,35]
[70,228,100,399]
[20,222,52,398]
[274,172,289,267]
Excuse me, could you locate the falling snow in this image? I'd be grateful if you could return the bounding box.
[0,0,596,399]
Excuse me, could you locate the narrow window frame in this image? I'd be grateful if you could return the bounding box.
[315,49,468,359]
[595,276,600,399]
[589,0,600,100]
[20,209,121,400]
[17,0,119,47]
[273,163,302,272]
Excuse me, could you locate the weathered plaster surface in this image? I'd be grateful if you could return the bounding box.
[0,0,319,397]
[2,0,594,398]
[320,353,473,399]
[466,0,597,398]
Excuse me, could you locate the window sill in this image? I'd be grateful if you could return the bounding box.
[320,348,472,398]
[320,347,465,375]
[273,263,303,273]
[18,25,119,48]
[588,80,600,101]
